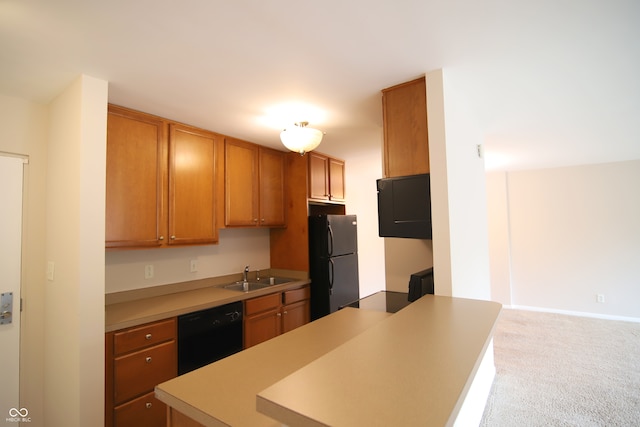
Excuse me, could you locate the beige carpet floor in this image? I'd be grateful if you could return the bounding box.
[480,308,640,426]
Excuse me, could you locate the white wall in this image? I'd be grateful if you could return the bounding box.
[44,75,107,427]
[328,127,387,299]
[427,69,491,300]
[106,228,271,293]
[487,160,640,319]
[384,238,433,292]
[0,94,48,424]
[486,172,512,305]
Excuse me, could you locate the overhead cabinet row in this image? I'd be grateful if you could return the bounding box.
[105,105,286,249]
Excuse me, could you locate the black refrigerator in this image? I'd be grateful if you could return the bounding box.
[309,214,360,320]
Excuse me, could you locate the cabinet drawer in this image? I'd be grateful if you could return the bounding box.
[114,340,177,405]
[245,293,281,315]
[114,391,166,427]
[283,286,310,305]
[114,318,176,355]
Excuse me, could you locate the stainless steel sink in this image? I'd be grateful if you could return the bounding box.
[269,277,294,285]
[222,277,295,292]
[224,281,272,292]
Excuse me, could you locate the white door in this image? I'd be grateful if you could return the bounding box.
[0,155,25,420]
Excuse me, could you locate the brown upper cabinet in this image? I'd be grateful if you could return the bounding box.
[168,124,219,245]
[225,138,286,227]
[106,105,219,248]
[381,76,430,177]
[308,152,345,203]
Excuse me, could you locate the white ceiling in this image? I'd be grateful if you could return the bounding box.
[1,0,639,171]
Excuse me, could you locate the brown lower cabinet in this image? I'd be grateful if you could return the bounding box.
[105,318,177,427]
[244,285,311,348]
[114,392,166,427]
[106,287,310,426]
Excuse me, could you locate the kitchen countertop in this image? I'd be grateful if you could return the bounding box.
[156,294,501,427]
[105,271,310,332]
[257,295,501,427]
[155,307,392,427]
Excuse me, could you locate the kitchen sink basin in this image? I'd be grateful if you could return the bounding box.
[268,277,294,285]
[223,277,296,292]
[224,281,272,292]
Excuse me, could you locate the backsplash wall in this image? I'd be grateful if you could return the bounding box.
[105,227,271,293]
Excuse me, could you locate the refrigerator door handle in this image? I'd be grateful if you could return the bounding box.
[327,224,334,257]
[328,258,334,295]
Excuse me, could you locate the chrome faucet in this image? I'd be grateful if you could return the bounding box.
[243,265,249,282]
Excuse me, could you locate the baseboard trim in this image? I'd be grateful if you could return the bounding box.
[505,305,640,324]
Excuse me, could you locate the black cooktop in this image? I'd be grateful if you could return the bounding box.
[344,291,411,313]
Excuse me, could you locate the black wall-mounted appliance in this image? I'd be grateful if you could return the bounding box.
[377,173,432,239]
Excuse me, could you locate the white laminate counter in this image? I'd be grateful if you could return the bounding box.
[256,295,502,427]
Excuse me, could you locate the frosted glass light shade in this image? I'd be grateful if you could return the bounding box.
[280,122,323,155]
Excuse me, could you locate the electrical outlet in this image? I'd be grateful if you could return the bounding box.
[145,264,154,279]
[596,294,605,303]
[190,259,198,273]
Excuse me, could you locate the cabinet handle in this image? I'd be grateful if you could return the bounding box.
[283,311,288,315]
[170,235,176,240]
[146,356,152,363]
[261,218,265,222]
[253,218,258,223]
[145,333,152,340]
[145,402,153,409]
[159,236,164,241]
[277,312,281,317]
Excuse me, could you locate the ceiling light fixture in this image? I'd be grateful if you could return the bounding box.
[280,122,323,155]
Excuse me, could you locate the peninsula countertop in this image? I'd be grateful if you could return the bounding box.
[155,294,502,427]
[257,295,501,426]
[155,307,392,427]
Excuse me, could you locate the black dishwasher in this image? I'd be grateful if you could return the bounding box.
[177,301,243,375]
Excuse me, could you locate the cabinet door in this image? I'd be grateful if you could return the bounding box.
[225,139,259,226]
[244,308,281,348]
[328,158,345,202]
[282,299,310,334]
[259,147,286,227]
[114,318,176,355]
[169,124,218,245]
[113,340,177,405]
[308,152,329,201]
[106,106,167,248]
[382,77,430,177]
[113,391,166,427]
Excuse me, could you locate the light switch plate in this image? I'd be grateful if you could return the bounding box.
[47,261,55,281]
